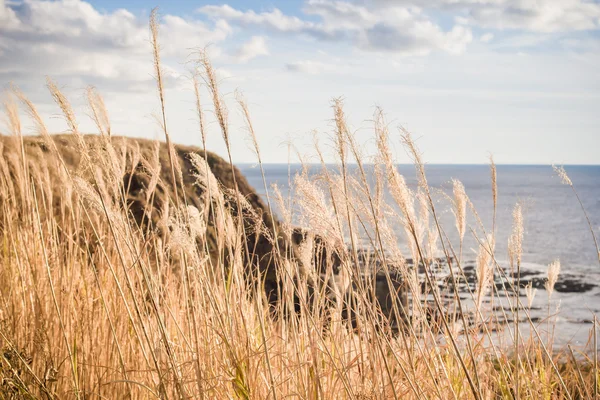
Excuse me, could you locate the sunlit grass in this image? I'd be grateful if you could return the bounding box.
[0,10,598,400]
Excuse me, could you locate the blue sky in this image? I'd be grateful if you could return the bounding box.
[1,0,599,164]
[87,0,306,16]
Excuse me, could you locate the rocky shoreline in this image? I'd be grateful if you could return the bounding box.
[350,253,599,340]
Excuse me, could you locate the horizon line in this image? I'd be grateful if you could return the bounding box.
[237,162,600,167]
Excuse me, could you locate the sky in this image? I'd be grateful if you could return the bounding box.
[0,0,599,164]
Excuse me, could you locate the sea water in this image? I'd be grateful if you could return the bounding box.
[239,163,600,345]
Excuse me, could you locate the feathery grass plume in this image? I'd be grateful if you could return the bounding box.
[224,188,263,235]
[89,135,122,199]
[311,131,348,245]
[236,90,261,159]
[426,225,439,263]
[189,152,230,233]
[150,7,180,209]
[295,229,316,281]
[509,203,524,268]
[13,87,51,144]
[553,165,573,186]
[416,184,438,261]
[525,282,537,309]
[192,71,207,148]
[168,207,202,265]
[374,119,416,231]
[373,161,385,218]
[403,189,430,263]
[86,86,111,137]
[13,87,76,201]
[294,171,343,245]
[73,175,126,238]
[46,79,78,137]
[545,259,561,297]
[272,183,293,239]
[452,178,467,247]
[3,94,22,138]
[189,152,237,250]
[199,50,230,148]
[417,190,429,239]
[475,236,494,319]
[189,152,223,203]
[376,125,420,265]
[400,129,429,190]
[93,164,113,209]
[332,97,348,168]
[46,78,92,175]
[376,207,406,266]
[186,204,206,241]
[329,173,352,229]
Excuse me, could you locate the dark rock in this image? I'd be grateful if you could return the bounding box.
[520,275,596,293]
[342,270,409,332]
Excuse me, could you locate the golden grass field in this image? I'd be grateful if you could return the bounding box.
[0,9,598,400]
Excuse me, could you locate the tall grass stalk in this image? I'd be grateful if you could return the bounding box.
[553,165,600,266]
[150,8,180,209]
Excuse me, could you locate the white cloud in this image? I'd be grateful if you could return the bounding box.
[463,0,600,32]
[480,32,494,42]
[199,5,311,32]
[199,1,473,56]
[235,36,269,63]
[0,0,231,93]
[362,0,600,33]
[455,15,469,25]
[0,0,20,29]
[560,37,600,52]
[285,60,340,74]
[489,33,551,49]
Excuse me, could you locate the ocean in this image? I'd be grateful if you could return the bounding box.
[239,163,600,345]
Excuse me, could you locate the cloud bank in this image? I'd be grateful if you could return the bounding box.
[199,1,474,56]
[0,0,230,93]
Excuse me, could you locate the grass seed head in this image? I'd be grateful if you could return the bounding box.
[545,259,561,297]
[552,165,573,186]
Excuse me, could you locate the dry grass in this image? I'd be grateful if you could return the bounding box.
[0,12,599,400]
